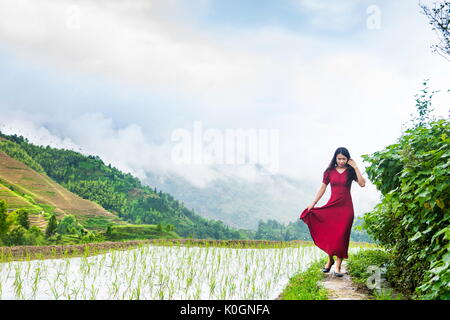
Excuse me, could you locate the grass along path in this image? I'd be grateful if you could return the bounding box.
[320,260,371,300]
[277,257,329,300]
[279,247,385,300]
[277,258,371,300]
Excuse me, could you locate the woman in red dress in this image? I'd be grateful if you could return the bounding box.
[299,147,366,277]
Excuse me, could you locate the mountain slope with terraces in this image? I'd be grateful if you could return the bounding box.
[0,148,123,231]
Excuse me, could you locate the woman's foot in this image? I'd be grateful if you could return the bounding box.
[333,271,345,277]
[322,259,335,273]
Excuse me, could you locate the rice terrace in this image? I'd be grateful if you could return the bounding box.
[0,239,375,300]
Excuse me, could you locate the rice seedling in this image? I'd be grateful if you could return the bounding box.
[0,241,366,300]
[48,279,61,300]
[70,286,81,300]
[89,283,99,300]
[13,273,24,299]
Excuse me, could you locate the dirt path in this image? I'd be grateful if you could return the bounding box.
[320,261,372,300]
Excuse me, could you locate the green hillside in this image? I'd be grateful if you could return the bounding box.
[0,133,251,240]
[0,143,123,231]
[0,140,184,245]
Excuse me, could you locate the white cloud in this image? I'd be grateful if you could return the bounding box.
[0,107,81,151]
[0,108,233,188]
[0,0,270,111]
[0,108,162,179]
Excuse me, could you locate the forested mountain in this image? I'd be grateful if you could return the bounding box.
[0,133,251,240]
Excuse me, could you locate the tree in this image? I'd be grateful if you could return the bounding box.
[165,224,175,232]
[3,226,27,246]
[0,200,9,237]
[403,79,439,131]
[45,214,58,237]
[105,225,112,236]
[0,199,6,214]
[420,1,450,61]
[17,209,30,230]
[56,214,84,235]
[25,226,46,245]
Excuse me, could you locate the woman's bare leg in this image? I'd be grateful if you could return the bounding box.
[325,255,334,268]
[335,257,343,273]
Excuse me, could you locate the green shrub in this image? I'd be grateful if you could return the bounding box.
[361,86,449,299]
[347,249,392,286]
[2,225,49,246]
[3,225,27,246]
[106,224,180,241]
[56,214,85,235]
[24,226,46,245]
[79,230,105,244]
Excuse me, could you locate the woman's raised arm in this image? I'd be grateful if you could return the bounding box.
[348,158,366,187]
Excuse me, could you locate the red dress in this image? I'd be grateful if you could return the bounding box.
[299,167,354,259]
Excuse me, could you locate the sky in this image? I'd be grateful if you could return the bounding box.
[0,0,449,215]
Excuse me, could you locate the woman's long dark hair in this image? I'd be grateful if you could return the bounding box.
[325,147,357,187]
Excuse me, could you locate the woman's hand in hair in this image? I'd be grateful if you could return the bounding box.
[347,158,358,169]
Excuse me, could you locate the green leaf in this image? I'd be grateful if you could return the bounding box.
[442,252,450,264]
[410,231,422,242]
[446,229,450,241]
[422,226,434,234]
[436,199,445,210]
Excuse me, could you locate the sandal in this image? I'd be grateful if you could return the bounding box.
[322,260,335,273]
[332,271,345,277]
